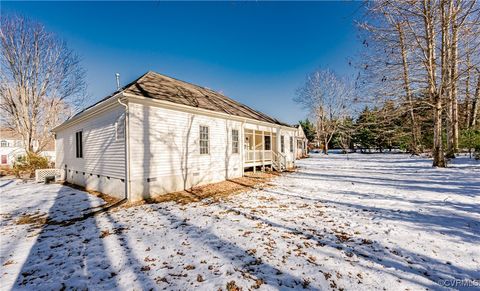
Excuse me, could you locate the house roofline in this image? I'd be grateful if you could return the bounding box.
[52,92,297,133]
[51,92,124,132]
[123,93,296,131]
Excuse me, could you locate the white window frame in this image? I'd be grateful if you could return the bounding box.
[232,129,239,154]
[199,125,209,155]
[290,136,294,153]
[75,131,83,158]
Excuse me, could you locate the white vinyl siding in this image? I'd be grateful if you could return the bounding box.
[128,101,243,199]
[115,113,126,141]
[55,105,126,179]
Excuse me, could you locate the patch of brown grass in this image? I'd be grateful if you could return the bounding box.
[226,280,242,291]
[99,227,128,238]
[62,182,120,205]
[0,165,14,177]
[15,213,47,227]
[3,260,15,266]
[125,171,278,207]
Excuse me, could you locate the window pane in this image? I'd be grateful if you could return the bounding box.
[264,136,271,151]
[232,129,239,154]
[76,131,83,158]
[200,126,209,154]
[75,132,79,157]
[80,131,83,158]
[281,136,285,153]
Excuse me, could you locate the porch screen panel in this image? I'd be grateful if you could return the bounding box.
[281,135,285,153]
[264,136,271,150]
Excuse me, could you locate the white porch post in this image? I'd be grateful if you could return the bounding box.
[241,121,245,176]
[276,127,281,153]
[253,130,256,173]
[292,134,298,161]
[270,129,273,171]
[262,130,265,171]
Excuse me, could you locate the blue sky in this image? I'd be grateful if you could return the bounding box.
[2,1,364,124]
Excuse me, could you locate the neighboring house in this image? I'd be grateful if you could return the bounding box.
[294,124,308,159]
[52,71,304,201]
[0,128,55,166]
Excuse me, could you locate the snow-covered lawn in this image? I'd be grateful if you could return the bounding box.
[1,154,479,290]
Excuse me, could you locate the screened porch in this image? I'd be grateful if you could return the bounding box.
[243,129,277,167]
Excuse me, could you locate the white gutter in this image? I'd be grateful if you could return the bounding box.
[117,95,130,200]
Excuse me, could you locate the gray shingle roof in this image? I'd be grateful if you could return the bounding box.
[122,71,291,126]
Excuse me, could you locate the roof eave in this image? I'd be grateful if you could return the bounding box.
[123,93,296,130]
[51,92,125,132]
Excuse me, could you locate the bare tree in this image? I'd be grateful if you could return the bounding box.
[295,69,352,154]
[358,1,425,155]
[0,15,86,153]
[359,0,480,166]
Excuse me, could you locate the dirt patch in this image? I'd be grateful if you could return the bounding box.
[61,181,121,205]
[125,171,279,207]
[15,213,48,227]
[0,165,15,177]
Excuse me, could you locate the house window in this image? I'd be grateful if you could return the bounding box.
[15,140,22,147]
[281,135,285,153]
[0,140,7,147]
[1,155,7,164]
[199,126,209,154]
[290,137,294,153]
[75,131,83,158]
[232,129,239,154]
[264,136,271,151]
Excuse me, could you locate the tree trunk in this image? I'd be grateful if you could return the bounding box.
[472,70,480,128]
[425,0,446,167]
[433,95,446,166]
[450,0,459,155]
[323,137,329,154]
[442,0,454,159]
[397,22,420,154]
[465,52,472,128]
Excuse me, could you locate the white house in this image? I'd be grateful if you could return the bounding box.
[294,124,309,159]
[0,128,55,166]
[52,71,306,201]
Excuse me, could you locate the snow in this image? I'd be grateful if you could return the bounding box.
[1,153,479,290]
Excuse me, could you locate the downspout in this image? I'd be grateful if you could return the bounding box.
[117,95,130,200]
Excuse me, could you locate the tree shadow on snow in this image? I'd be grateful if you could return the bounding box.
[13,185,155,289]
[214,198,478,290]
[155,206,320,290]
